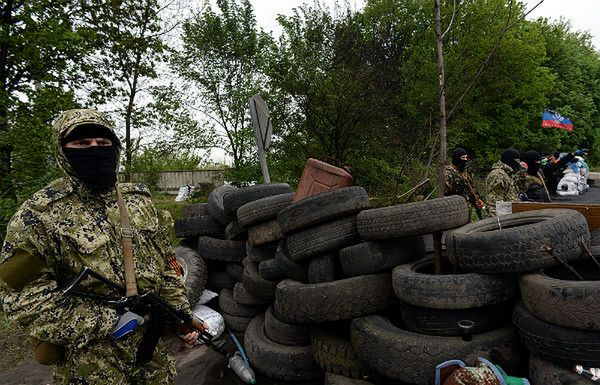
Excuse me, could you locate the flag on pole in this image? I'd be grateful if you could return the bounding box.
[542,109,574,131]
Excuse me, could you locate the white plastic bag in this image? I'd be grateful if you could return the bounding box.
[191,303,224,340]
[197,289,219,305]
[175,185,195,202]
[557,173,580,196]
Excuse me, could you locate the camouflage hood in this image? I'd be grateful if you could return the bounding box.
[491,160,515,176]
[52,109,121,179]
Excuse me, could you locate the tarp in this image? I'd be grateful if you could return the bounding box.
[542,109,574,131]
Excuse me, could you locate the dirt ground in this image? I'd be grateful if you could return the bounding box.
[0,331,321,385]
[0,333,216,385]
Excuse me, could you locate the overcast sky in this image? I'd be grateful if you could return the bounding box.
[249,0,599,50]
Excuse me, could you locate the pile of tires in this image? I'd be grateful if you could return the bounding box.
[176,183,293,340]
[444,209,594,385]
[248,186,378,382]
[269,192,479,384]
[517,257,600,384]
[178,186,597,385]
[345,196,521,385]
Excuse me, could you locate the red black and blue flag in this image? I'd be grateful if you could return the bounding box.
[542,109,574,131]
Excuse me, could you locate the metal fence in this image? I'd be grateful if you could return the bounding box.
[118,169,225,194]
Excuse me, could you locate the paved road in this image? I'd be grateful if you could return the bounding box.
[550,184,600,204]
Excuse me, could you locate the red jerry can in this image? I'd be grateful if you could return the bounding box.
[292,158,353,203]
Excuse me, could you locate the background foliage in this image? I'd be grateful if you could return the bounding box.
[1,0,599,238]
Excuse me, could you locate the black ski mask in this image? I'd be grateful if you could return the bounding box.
[452,148,468,172]
[523,150,541,176]
[64,146,118,192]
[501,148,521,171]
[62,124,119,192]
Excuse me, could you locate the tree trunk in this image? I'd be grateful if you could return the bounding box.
[434,0,447,199]
[0,0,15,201]
[124,53,142,183]
[433,0,447,275]
[125,95,133,182]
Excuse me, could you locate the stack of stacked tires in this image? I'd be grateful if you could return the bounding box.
[218,183,294,339]
[347,196,521,385]
[245,186,383,383]
[173,202,212,307]
[191,185,244,311]
[445,208,595,385]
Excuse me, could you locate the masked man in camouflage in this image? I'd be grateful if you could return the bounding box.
[521,150,551,202]
[484,148,522,216]
[0,109,200,384]
[444,148,485,220]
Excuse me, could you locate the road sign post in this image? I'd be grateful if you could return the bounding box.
[248,94,273,183]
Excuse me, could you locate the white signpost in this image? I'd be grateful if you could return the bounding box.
[248,94,273,183]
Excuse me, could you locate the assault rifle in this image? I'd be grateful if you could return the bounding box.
[62,266,227,364]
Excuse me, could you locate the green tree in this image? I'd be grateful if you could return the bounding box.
[439,0,553,164]
[172,0,273,180]
[359,0,555,167]
[79,0,170,181]
[0,0,89,238]
[147,83,217,158]
[536,19,600,162]
[267,3,410,192]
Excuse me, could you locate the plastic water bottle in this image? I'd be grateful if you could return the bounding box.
[574,365,600,382]
[228,352,256,384]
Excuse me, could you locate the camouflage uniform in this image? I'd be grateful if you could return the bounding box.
[484,160,521,216]
[520,173,550,202]
[444,165,484,219]
[0,109,191,384]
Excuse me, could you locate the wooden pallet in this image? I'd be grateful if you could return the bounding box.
[512,201,600,231]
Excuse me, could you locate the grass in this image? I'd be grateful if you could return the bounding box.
[0,313,30,371]
[152,192,188,221]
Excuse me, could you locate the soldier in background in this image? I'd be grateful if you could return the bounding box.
[0,109,199,384]
[521,150,551,202]
[484,148,522,216]
[444,148,485,220]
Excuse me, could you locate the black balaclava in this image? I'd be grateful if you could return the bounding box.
[501,148,521,171]
[523,150,541,176]
[62,124,118,192]
[452,148,468,172]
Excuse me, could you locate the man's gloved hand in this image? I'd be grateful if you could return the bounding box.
[111,310,145,339]
[575,149,588,156]
[519,193,529,201]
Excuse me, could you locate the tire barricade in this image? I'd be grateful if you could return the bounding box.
[176,182,595,384]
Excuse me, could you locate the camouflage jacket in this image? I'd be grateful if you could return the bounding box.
[521,173,550,202]
[444,165,482,209]
[0,109,190,352]
[484,161,521,216]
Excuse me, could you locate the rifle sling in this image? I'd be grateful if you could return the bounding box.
[116,186,138,297]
